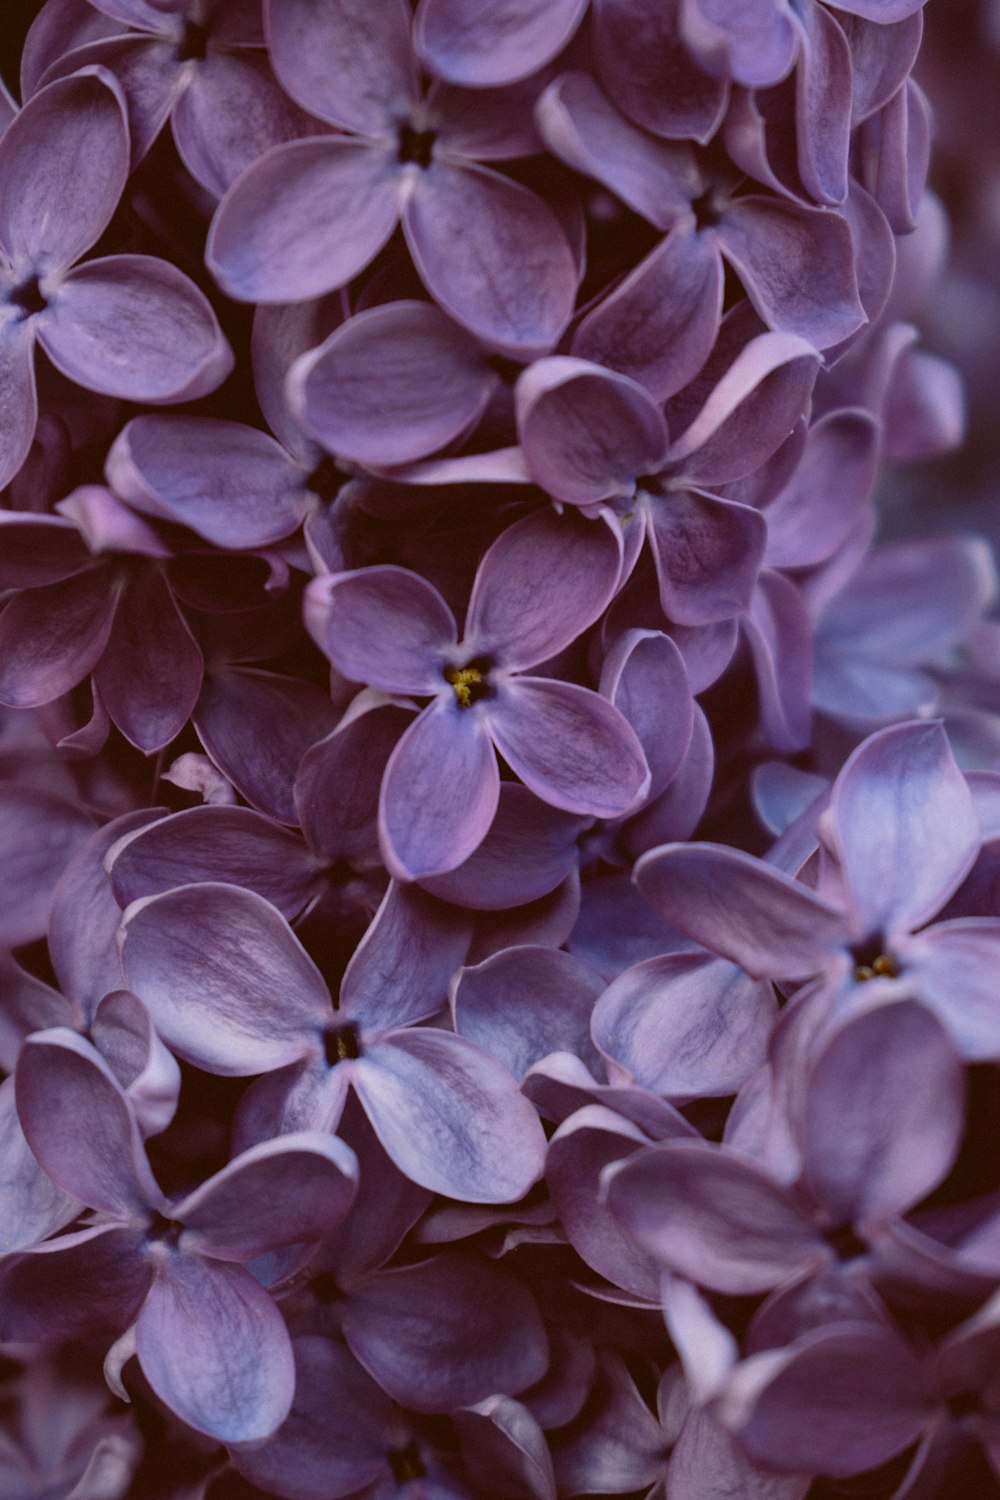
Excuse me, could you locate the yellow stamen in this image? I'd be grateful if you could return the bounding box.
[444,664,484,708]
[854,953,899,983]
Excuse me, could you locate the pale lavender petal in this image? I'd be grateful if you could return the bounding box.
[634,842,848,978]
[91,988,181,1138]
[840,11,923,123]
[680,0,798,88]
[172,52,310,198]
[21,0,125,98]
[667,1408,810,1500]
[571,224,723,401]
[109,805,322,921]
[290,300,495,467]
[415,0,586,85]
[136,1256,295,1441]
[94,571,203,752]
[830,721,980,937]
[453,945,604,1080]
[379,700,499,881]
[175,1133,358,1258]
[647,489,766,626]
[792,1,852,204]
[354,1029,547,1201]
[468,508,623,668]
[516,356,669,506]
[0,70,127,271]
[340,880,472,1031]
[38,255,233,401]
[593,0,729,143]
[600,629,693,799]
[867,77,930,235]
[207,139,402,303]
[0,1076,80,1253]
[593,953,777,1098]
[801,1000,965,1225]
[0,785,95,948]
[883,348,965,463]
[622,702,715,855]
[487,678,650,819]
[716,199,865,349]
[0,567,118,709]
[15,1030,164,1217]
[38,35,179,166]
[341,1250,548,1410]
[536,72,701,231]
[898,920,1000,1061]
[403,163,577,355]
[106,416,307,548]
[194,668,339,825]
[120,883,330,1073]
[719,1325,933,1477]
[305,567,456,692]
[763,409,879,568]
[0,313,40,490]
[265,0,416,132]
[606,1141,825,1293]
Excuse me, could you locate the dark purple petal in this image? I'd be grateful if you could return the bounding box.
[136,1255,295,1441]
[290,300,496,467]
[453,945,604,1080]
[0,566,118,709]
[667,1407,809,1500]
[94,571,203,752]
[419,785,583,910]
[0,1224,151,1343]
[647,489,766,626]
[593,0,729,143]
[0,1076,80,1254]
[743,569,813,752]
[295,700,415,868]
[0,785,95,948]
[91,988,181,1137]
[0,511,92,588]
[634,842,848,978]
[120,883,329,1073]
[487,677,651,819]
[38,255,233,401]
[340,1250,548,1410]
[414,0,586,85]
[454,1396,556,1500]
[207,139,402,303]
[379,699,499,881]
[0,314,40,489]
[354,1029,547,1201]
[403,163,577,355]
[265,0,416,132]
[0,69,127,270]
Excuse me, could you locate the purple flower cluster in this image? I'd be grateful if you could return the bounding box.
[0,0,998,1496]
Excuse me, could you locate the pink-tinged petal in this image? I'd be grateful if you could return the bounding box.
[38,254,232,401]
[110,805,321,921]
[290,300,495,467]
[667,1407,810,1500]
[136,1256,294,1441]
[680,0,798,88]
[546,1106,668,1300]
[572,224,723,402]
[600,629,693,799]
[743,569,812,753]
[606,1141,825,1294]
[265,0,416,132]
[194,667,339,826]
[830,721,980,938]
[15,1030,164,1218]
[0,312,39,489]
[0,1224,151,1344]
[175,1133,357,1258]
[718,1325,933,1478]
[898,920,1000,1061]
[39,36,180,166]
[516,356,668,506]
[57,483,172,558]
[792,1,852,204]
[121,883,330,1073]
[403,162,577,356]
[488,678,650,819]
[341,1251,548,1411]
[342,881,472,1032]
[107,416,307,548]
[0,70,127,271]
[414,0,586,85]
[593,953,777,1099]
[716,199,865,350]
[172,52,311,199]
[647,489,766,627]
[0,566,120,709]
[536,72,701,231]
[207,139,402,304]
[634,842,848,979]
[354,1030,547,1201]
[94,571,203,752]
[468,507,623,668]
[379,699,499,881]
[801,1000,964,1226]
[305,566,456,692]
[0,785,95,948]
[593,0,729,143]
[667,330,819,485]
[764,410,879,568]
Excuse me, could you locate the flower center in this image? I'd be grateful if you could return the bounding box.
[850,935,899,983]
[147,1212,184,1248]
[8,273,47,319]
[397,121,436,169]
[388,1441,426,1483]
[176,16,211,62]
[444,660,492,708]
[324,1021,362,1065]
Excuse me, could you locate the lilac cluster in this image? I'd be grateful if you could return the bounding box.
[0,0,998,1496]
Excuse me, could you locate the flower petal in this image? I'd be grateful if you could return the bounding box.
[593,0,728,143]
[414,0,587,85]
[265,0,416,132]
[305,566,456,693]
